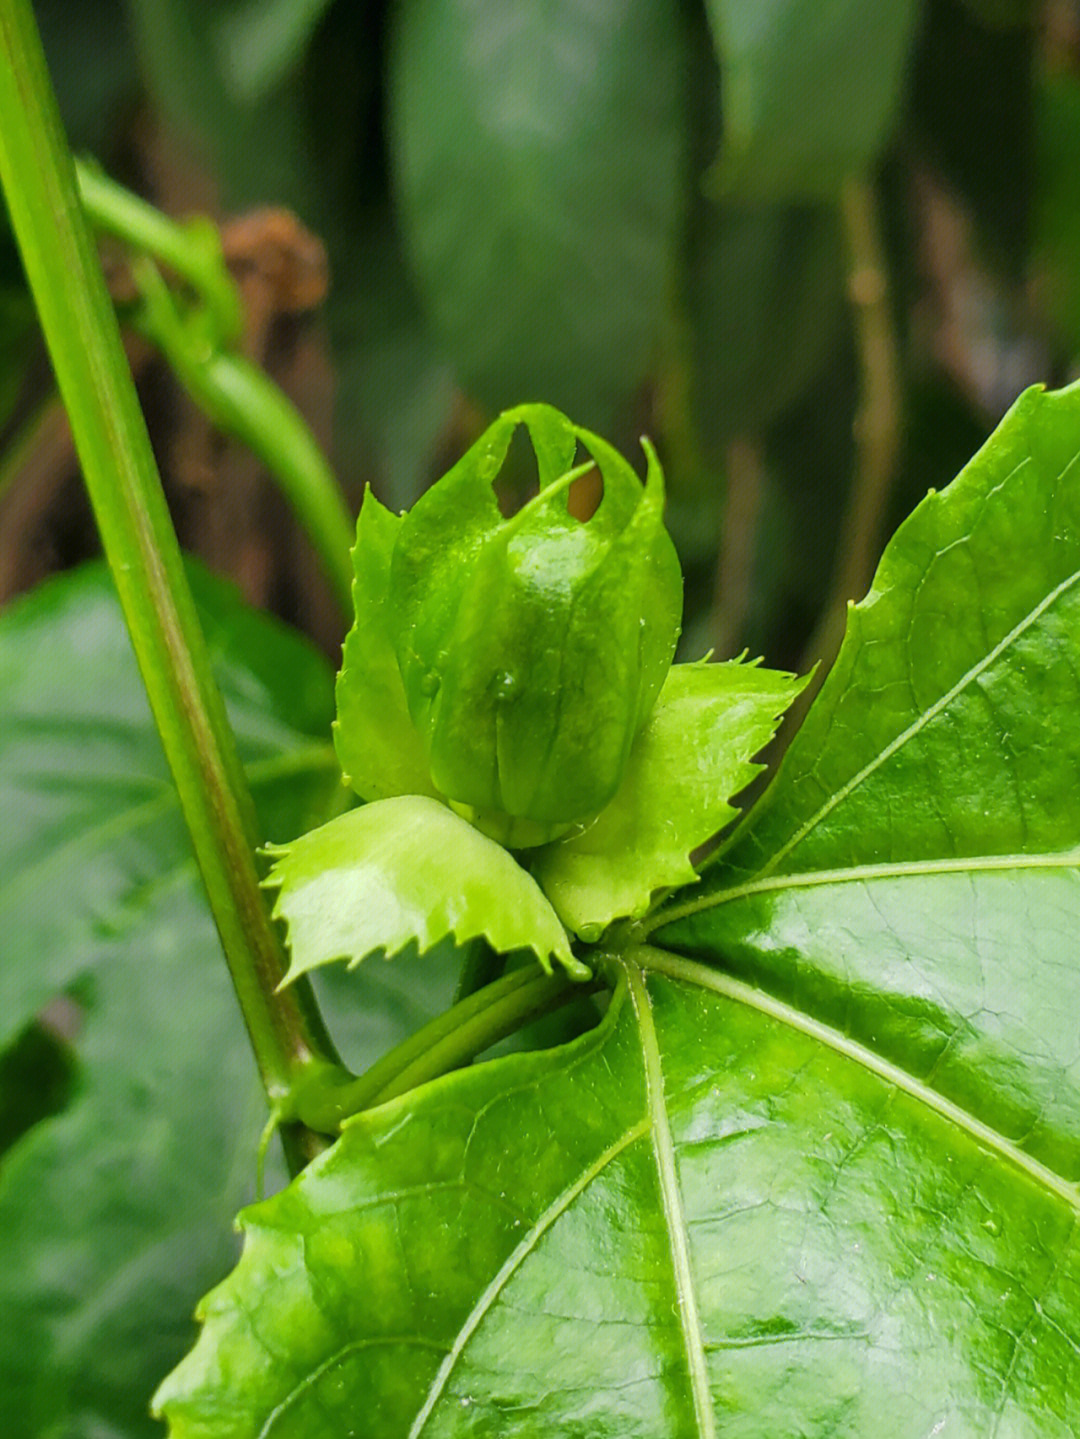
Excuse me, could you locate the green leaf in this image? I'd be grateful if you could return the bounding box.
[654,380,1080,1178]
[0,884,269,1439]
[265,796,587,983]
[333,489,440,804]
[124,0,319,214]
[211,0,337,104]
[686,202,846,448]
[705,0,921,200]
[534,659,806,939]
[156,952,1080,1436]
[389,0,688,426]
[0,560,337,1051]
[0,561,458,1436]
[159,380,1080,1433]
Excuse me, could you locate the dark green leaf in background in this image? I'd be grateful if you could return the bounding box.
[0,561,336,1048]
[0,563,451,1436]
[686,202,845,451]
[706,0,922,200]
[389,0,688,429]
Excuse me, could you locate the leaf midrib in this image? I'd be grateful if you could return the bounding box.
[634,945,1080,1215]
[624,960,716,1439]
[752,559,1080,880]
[406,1119,650,1438]
[648,847,1080,932]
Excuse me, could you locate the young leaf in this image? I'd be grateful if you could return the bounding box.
[155,953,1080,1436]
[705,0,921,200]
[265,796,588,982]
[534,659,806,939]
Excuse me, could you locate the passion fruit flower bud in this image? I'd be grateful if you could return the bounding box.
[334,404,682,848]
[390,405,681,843]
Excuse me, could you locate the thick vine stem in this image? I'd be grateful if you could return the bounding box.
[0,0,339,1163]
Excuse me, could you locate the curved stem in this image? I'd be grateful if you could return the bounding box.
[296,966,590,1132]
[76,163,355,618]
[76,158,243,346]
[0,0,337,1161]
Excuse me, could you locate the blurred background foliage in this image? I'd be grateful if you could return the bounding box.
[4,7,1080,1431]
[2,0,1079,674]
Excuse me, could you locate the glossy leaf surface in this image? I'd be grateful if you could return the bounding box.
[705,0,920,200]
[657,380,1080,1180]
[389,0,687,426]
[159,384,1080,1430]
[266,796,584,982]
[534,659,805,939]
[157,953,1080,1437]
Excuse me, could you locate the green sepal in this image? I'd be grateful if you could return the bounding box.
[390,403,682,829]
[333,489,439,802]
[264,795,589,982]
[534,659,807,939]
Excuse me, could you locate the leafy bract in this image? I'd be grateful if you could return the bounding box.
[705,0,920,200]
[265,796,587,983]
[389,0,687,427]
[534,659,806,940]
[333,489,439,804]
[160,381,1080,1433]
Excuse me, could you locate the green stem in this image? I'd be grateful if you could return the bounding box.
[452,938,506,1005]
[0,0,338,1141]
[296,966,586,1132]
[76,158,243,347]
[74,160,355,617]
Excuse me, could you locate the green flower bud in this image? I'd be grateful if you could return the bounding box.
[388,404,682,843]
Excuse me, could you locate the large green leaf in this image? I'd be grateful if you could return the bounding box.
[0,563,454,1437]
[655,380,1080,1177]
[157,951,1080,1436]
[157,380,1080,1432]
[156,379,1080,1427]
[389,0,687,427]
[705,0,921,200]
